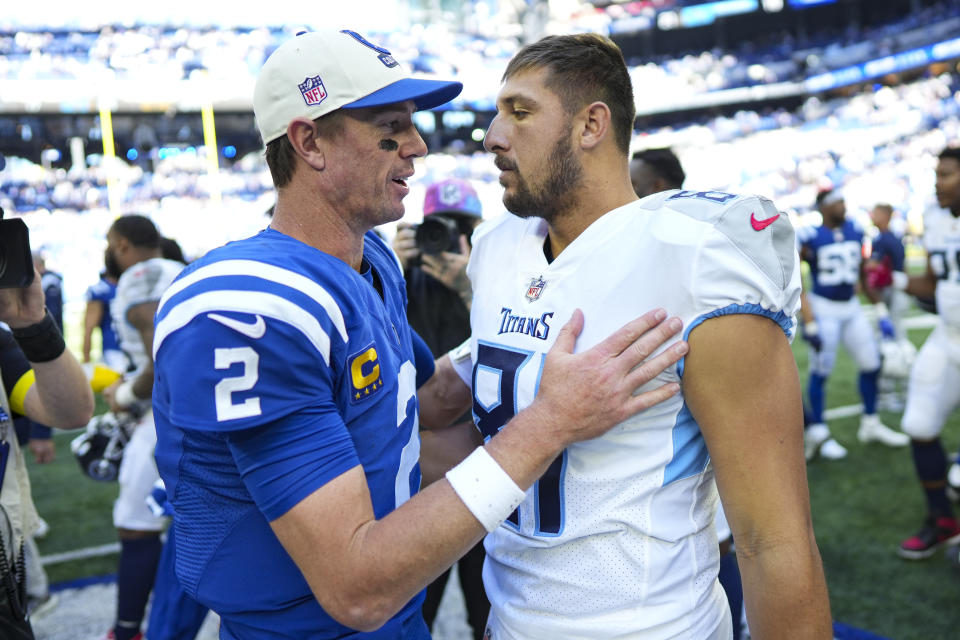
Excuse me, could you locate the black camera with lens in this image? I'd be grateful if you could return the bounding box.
[0,213,35,289]
[414,215,474,257]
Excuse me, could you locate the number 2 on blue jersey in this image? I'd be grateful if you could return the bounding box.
[473,342,566,536]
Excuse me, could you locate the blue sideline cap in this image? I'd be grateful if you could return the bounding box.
[254,29,463,145]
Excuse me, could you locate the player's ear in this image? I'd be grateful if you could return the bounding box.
[286,118,326,171]
[579,101,611,151]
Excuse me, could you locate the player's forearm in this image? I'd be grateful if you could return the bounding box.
[131,362,155,399]
[27,350,95,428]
[313,407,564,630]
[419,421,480,486]
[901,272,937,300]
[738,533,832,639]
[417,355,472,430]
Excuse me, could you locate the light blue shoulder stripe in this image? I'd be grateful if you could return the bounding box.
[663,402,710,486]
[157,259,347,343]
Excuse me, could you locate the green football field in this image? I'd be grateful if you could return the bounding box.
[25,312,960,640]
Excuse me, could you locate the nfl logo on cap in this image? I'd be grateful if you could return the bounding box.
[298,76,327,107]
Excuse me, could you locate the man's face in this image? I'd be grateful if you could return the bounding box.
[821,200,846,227]
[935,157,960,212]
[104,230,126,277]
[483,68,583,222]
[322,101,427,230]
[870,207,891,230]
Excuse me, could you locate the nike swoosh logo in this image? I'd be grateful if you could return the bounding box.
[207,313,266,339]
[750,212,780,231]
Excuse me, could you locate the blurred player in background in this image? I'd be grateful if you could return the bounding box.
[798,188,909,461]
[83,270,125,373]
[99,215,185,640]
[629,147,686,199]
[884,146,960,561]
[866,203,913,411]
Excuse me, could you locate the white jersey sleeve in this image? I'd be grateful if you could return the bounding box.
[641,189,802,343]
[113,258,184,374]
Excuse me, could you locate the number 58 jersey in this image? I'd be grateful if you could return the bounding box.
[465,190,801,640]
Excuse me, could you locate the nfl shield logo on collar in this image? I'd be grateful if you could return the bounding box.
[299,76,327,106]
[525,276,546,302]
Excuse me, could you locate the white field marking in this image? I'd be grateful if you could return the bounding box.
[40,542,120,566]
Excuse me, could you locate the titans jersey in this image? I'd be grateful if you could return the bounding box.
[922,206,960,359]
[466,190,801,640]
[796,220,864,301]
[112,258,184,376]
[152,229,425,639]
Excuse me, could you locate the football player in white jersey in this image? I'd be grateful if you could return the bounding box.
[422,33,831,639]
[879,147,960,561]
[99,215,186,640]
[630,146,746,640]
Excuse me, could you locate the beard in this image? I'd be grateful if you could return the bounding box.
[502,127,583,223]
[104,249,122,279]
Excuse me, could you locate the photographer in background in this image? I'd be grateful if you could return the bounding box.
[391,177,488,639]
[0,195,95,637]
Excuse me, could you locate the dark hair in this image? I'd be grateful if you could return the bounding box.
[110,214,160,248]
[264,112,344,189]
[631,148,685,189]
[815,189,835,210]
[160,237,187,263]
[504,33,635,156]
[938,146,960,164]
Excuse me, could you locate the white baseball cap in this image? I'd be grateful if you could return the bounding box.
[254,29,463,145]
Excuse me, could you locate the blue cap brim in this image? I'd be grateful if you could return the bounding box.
[344,78,463,112]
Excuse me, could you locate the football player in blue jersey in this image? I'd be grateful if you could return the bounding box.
[152,29,688,640]
[865,203,913,411]
[798,188,910,461]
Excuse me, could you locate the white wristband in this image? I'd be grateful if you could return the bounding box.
[446,447,526,533]
[804,321,819,336]
[114,379,139,409]
[892,271,908,291]
[874,301,890,318]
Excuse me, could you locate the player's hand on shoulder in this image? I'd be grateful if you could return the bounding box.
[535,308,686,448]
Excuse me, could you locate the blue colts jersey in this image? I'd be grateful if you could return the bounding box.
[871,230,905,272]
[152,228,425,639]
[798,220,864,301]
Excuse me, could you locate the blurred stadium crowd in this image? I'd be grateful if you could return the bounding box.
[3,2,960,302]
